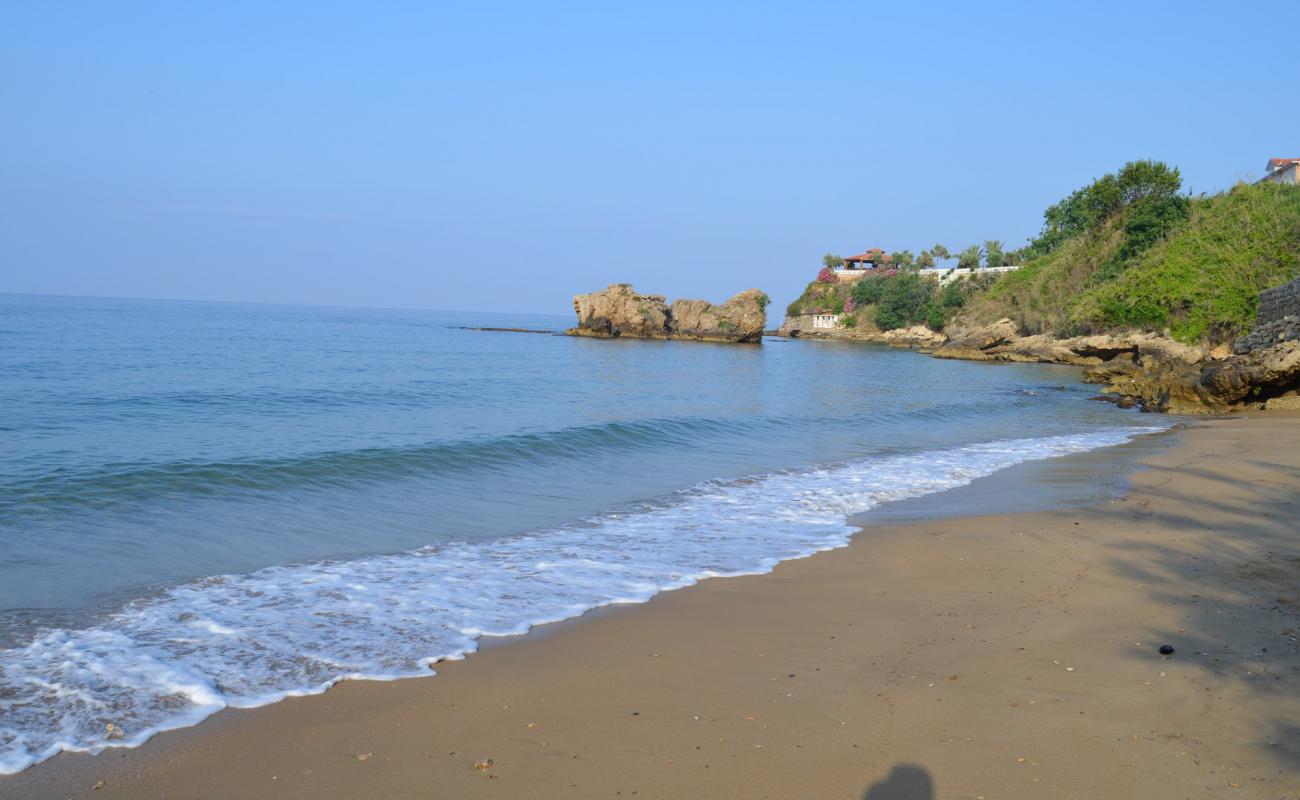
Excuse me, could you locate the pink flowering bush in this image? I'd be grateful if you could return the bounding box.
[843,298,857,314]
[817,267,837,283]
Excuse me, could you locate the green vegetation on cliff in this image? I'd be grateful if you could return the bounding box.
[786,269,994,332]
[787,162,1300,345]
[963,169,1300,344]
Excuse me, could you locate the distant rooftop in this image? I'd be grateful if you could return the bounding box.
[843,248,892,265]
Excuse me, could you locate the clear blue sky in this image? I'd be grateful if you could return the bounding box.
[3,1,1297,315]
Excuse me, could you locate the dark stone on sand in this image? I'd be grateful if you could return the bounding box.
[1159,645,1175,655]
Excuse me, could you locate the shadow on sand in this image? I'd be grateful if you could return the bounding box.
[863,763,934,800]
[1085,452,1300,771]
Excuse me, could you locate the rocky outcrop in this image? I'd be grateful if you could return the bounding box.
[777,314,818,337]
[878,325,947,348]
[1200,341,1300,406]
[930,318,1020,360]
[933,315,1300,413]
[1076,278,1300,412]
[777,316,944,347]
[569,284,670,339]
[1081,353,1213,414]
[668,289,769,342]
[1080,340,1300,413]
[934,319,1212,368]
[568,284,767,343]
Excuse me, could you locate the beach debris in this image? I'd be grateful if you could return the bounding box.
[1159,644,1176,655]
[632,711,640,716]
[472,758,495,771]
[1065,666,1075,672]
[92,781,106,790]
[527,722,538,729]
[104,722,125,740]
[355,752,373,761]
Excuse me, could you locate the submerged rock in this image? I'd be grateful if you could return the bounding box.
[568,284,767,343]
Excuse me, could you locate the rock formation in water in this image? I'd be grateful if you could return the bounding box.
[567,284,768,343]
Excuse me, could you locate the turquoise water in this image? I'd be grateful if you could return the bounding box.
[0,293,1165,772]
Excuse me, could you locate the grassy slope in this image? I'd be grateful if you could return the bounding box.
[962,182,1300,344]
[961,222,1123,335]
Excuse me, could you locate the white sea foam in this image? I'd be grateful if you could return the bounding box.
[0,428,1162,774]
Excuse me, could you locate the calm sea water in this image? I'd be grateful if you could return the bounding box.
[0,293,1166,773]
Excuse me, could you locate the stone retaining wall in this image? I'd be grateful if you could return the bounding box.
[1234,276,1300,354]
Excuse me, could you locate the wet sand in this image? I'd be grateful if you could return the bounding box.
[4,413,1298,799]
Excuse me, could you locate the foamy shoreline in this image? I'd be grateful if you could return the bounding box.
[3,412,1297,799]
[0,429,1165,776]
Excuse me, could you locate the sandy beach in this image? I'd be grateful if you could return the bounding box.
[3,412,1297,800]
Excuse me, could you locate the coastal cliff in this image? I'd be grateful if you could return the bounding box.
[1079,276,1300,412]
[568,284,768,343]
[928,277,1300,412]
[770,166,1300,413]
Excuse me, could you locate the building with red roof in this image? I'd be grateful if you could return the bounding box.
[1260,158,1300,185]
[836,248,892,280]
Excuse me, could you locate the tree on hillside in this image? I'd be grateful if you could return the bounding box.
[1032,160,1185,256]
[931,244,951,260]
[984,240,1005,268]
[916,250,935,269]
[957,244,982,269]
[823,253,845,270]
[891,250,916,269]
[1117,160,1182,205]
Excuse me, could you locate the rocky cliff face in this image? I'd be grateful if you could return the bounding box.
[568,284,767,343]
[934,305,1300,413]
[935,319,1212,367]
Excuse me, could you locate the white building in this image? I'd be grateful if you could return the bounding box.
[917,266,1022,285]
[812,314,840,328]
[1259,158,1300,185]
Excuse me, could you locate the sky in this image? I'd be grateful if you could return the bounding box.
[2,1,1298,316]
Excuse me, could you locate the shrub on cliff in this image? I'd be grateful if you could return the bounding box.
[874,272,934,330]
[850,273,888,305]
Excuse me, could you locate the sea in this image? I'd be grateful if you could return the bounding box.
[0,293,1169,774]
